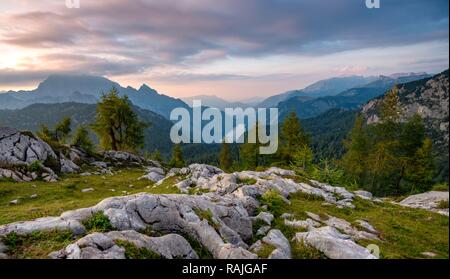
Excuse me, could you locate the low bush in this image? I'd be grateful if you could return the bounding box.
[82,212,114,232]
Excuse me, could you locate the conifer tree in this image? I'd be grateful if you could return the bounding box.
[54,117,72,143]
[278,111,310,165]
[405,137,435,193]
[71,125,94,154]
[170,144,185,168]
[219,143,233,171]
[92,87,148,152]
[340,116,369,182]
[151,149,163,163]
[240,124,261,170]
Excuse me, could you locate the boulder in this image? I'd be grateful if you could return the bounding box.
[284,218,321,230]
[81,188,95,193]
[262,229,291,259]
[305,212,379,241]
[139,167,166,183]
[103,151,146,166]
[0,193,255,259]
[51,231,198,259]
[91,161,108,169]
[253,212,274,226]
[354,190,374,200]
[294,226,377,259]
[256,226,271,237]
[399,191,449,216]
[0,216,86,237]
[0,127,58,168]
[60,155,80,174]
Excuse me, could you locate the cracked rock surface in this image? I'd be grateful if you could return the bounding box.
[0,163,389,259]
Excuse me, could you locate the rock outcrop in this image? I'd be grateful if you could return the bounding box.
[0,127,95,181]
[103,151,161,168]
[294,226,377,259]
[0,163,387,259]
[0,127,61,182]
[169,164,359,209]
[0,127,58,167]
[50,231,198,259]
[399,191,449,216]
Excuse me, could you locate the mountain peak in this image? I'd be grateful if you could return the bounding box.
[388,72,428,79]
[138,84,157,94]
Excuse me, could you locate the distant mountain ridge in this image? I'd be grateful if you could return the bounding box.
[258,75,379,108]
[0,74,189,119]
[276,73,431,120]
[182,95,252,110]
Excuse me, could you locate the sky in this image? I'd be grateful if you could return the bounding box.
[0,0,448,100]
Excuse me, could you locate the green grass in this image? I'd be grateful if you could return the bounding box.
[237,177,257,185]
[0,167,180,225]
[115,240,163,259]
[194,208,221,231]
[259,190,287,217]
[256,243,276,259]
[178,232,213,259]
[251,219,269,243]
[291,240,326,259]
[276,192,449,259]
[82,212,114,232]
[432,183,449,192]
[2,230,76,259]
[436,200,449,209]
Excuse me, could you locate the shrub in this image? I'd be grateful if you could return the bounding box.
[291,240,325,259]
[3,232,21,250]
[178,232,213,259]
[432,183,449,192]
[309,160,346,186]
[72,125,95,155]
[436,200,449,209]
[28,161,43,173]
[82,212,114,232]
[256,243,276,259]
[259,190,286,216]
[194,208,218,228]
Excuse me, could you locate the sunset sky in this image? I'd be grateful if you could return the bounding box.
[0,0,448,100]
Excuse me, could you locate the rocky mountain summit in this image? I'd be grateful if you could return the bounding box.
[363,70,449,151]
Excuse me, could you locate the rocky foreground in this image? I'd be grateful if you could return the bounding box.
[0,127,448,259]
[0,161,448,259]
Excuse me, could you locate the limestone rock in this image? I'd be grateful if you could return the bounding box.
[52,231,198,259]
[256,226,271,237]
[139,167,166,182]
[0,127,58,168]
[81,188,94,193]
[399,191,449,216]
[60,155,80,174]
[305,212,379,241]
[253,212,274,226]
[0,216,86,237]
[354,190,374,200]
[262,229,291,259]
[284,218,321,230]
[294,226,377,259]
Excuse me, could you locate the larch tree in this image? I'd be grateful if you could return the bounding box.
[92,87,148,152]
